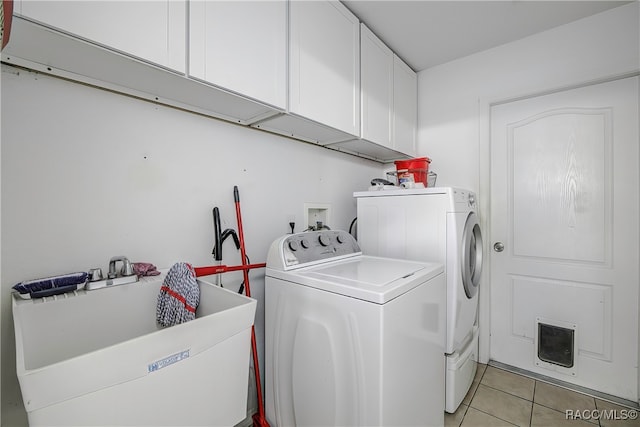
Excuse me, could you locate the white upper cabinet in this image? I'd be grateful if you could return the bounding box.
[360,24,393,148]
[392,55,417,157]
[6,0,280,124]
[289,0,360,136]
[189,1,287,110]
[331,23,416,161]
[6,0,415,162]
[16,0,186,73]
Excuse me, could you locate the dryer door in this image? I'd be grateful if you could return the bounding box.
[461,212,483,298]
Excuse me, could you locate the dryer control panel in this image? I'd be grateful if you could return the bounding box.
[267,230,361,270]
[453,189,477,210]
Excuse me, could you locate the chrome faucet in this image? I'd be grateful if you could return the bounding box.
[108,256,134,278]
[86,256,138,291]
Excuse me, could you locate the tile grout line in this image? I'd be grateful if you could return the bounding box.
[470,364,639,427]
[482,378,582,426]
[463,365,484,415]
[469,373,532,426]
[477,382,533,404]
[480,368,604,427]
[467,406,520,427]
[594,394,602,427]
[458,404,470,427]
[529,380,537,427]
[459,383,477,426]
[533,378,604,427]
[475,365,536,426]
[489,361,639,410]
[458,364,486,426]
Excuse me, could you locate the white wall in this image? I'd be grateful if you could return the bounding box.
[417,0,639,377]
[418,1,639,192]
[0,65,382,425]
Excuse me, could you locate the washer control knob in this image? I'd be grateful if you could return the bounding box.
[300,238,310,249]
[468,193,476,207]
[336,234,345,244]
[288,240,299,251]
[318,234,330,246]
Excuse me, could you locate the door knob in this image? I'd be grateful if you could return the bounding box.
[493,242,504,252]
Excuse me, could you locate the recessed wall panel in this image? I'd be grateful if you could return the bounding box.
[509,109,612,264]
[510,275,611,361]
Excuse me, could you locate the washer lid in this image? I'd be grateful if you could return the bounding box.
[282,256,443,304]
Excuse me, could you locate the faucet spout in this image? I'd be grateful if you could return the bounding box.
[108,256,134,278]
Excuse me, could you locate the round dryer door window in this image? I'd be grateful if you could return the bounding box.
[461,212,483,298]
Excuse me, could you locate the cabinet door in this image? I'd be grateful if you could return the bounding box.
[360,24,393,148]
[17,0,186,73]
[189,0,286,109]
[392,55,417,156]
[289,0,360,136]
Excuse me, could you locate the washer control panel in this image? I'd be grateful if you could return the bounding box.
[279,230,361,268]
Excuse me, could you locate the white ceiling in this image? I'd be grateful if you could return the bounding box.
[342,0,632,72]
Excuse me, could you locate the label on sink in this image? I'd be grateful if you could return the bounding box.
[148,349,190,373]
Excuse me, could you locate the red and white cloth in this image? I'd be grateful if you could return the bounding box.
[133,262,161,277]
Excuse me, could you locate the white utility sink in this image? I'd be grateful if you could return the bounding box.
[12,274,256,426]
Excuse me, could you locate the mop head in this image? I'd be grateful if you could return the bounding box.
[156,262,200,327]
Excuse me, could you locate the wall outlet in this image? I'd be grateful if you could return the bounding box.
[304,203,331,230]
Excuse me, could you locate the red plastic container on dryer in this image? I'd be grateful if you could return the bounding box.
[394,157,431,186]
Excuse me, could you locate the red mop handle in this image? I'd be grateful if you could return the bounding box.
[194,263,266,277]
[234,187,252,296]
[234,186,270,427]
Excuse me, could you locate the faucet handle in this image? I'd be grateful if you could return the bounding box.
[88,268,103,282]
[121,259,134,276]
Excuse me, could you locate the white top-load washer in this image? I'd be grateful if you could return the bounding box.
[265,230,446,427]
[354,187,483,413]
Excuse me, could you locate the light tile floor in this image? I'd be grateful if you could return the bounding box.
[446,364,640,427]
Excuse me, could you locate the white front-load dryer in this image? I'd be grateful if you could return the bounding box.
[354,187,483,413]
[265,230,446,427]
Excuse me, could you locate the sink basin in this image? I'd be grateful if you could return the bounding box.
[12,273,257,426]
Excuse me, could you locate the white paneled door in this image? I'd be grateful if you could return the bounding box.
[490,76,639,401]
